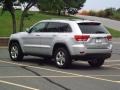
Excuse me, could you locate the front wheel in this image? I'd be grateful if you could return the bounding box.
[9,43,24,61]
[54,48,72,68]
[88,58,105,67]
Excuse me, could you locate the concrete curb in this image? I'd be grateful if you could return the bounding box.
[0,37,9,46]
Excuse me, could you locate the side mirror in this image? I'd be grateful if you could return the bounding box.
[26,28,30,33]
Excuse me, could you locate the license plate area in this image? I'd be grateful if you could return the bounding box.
[95,39,102,43]
[85,37,109,49]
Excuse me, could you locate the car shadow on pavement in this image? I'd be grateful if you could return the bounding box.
[15,56,108,71]
[20,56,55,66]
[68,62,106,70]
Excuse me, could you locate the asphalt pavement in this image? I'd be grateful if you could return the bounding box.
[0,39,120,90]
[75,15,120,31]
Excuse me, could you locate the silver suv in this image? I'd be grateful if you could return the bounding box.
[8,19,112,68]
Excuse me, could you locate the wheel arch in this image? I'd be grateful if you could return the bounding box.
[52,43,71,56]
[9,39,19,46]
[9,39,23,52]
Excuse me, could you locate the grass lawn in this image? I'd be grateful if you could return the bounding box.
[0,10,75,37]
[106,27,120,38]
[0,9,120,37]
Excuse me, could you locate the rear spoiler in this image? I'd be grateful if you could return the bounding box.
[78,22,101,25]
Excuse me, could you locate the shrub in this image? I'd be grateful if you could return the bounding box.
[89,10,97,16]
[80,10,89,15]
[112,12,120,20]
[96,10,106,17]
[87,8,120,21]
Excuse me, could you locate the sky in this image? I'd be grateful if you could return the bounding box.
[82,0,120,10]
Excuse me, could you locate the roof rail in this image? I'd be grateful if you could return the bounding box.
[68,18,84,21]
[50,18,69,20]
[50,18,86,21]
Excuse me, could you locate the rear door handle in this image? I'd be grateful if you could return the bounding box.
[36,35,41,36]
[52,35,57,37]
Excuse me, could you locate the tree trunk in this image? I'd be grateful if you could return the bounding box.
[9,10,16,34]
[58,10,61,16]
[19,11,26,32]
[19,0,36,32]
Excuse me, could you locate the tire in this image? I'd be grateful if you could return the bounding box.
[88,58,105,67]
[9,42,24,61]
[54,48,72,68]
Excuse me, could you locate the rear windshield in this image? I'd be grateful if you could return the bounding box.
[78,23,109,34]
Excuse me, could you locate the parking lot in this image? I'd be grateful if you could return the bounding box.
[0,39,120,90]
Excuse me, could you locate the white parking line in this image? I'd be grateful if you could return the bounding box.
[0,80,39,90]
[0,76,81,79]
[0,60,84,76]
[76,60,120,64]
[86,75,120,77]
[113,42,120,44]
[106,60,120,62]
[106,66,120,70]
[104,64,120,67]
[0,75,120,79]
[0,60,120,84]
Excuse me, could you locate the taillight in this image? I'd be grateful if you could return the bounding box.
[74,35,90,41]
[107,35,112,41]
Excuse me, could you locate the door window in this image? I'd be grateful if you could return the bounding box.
[30,22,47,33]
[46,22,72,32]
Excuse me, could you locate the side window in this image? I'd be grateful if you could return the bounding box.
[59,23,72,32]
[46,22,58,32]
[46,22,72,32]
[30,22,47,33]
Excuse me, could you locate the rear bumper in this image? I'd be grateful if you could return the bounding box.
[72,53,111,61]
[71,44,112,56]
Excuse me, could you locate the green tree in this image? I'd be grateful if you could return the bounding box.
[89,10,96,16]
[0,0,16,34]
[38,0,65,15]
[117,8,120,13]
[96,10,106,17]
[63,0,86,9]
[1,0,86,32]
[104,8,116,17]
[19,0,38,32]
[38,0,86,15]
[0,0,39,33]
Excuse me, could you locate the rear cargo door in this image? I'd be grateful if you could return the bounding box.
[78,22,111,49]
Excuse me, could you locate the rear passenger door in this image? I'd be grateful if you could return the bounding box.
[39,22,72,55]
[38,22,58,55]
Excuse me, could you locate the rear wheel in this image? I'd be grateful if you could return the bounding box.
[54,48,72,68]
[88,58,105,67]
[9,42,24,61]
